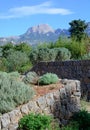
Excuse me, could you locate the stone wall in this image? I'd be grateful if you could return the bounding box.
[0,79,81,130]
[31,60,90,98]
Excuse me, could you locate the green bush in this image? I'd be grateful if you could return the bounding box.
[6,51,29,72]
[55,36,71,48]
[18,113,52,130]
[30,47,71,65]
[23,71,39,84]
[72,110,90,130]
[54,48,71,61]
[0,58,7,71]
[29,48,39,64]
[65,41,86,59]
[1,43,14,58]
[38,73,59,85]
[55,36,87,59]
[19,62,33,73]
[29,47,52,64]
[15,42,32,56]
[0,72,35,114]
[37,48,51,61]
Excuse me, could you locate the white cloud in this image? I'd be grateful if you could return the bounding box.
[0,1,73,19]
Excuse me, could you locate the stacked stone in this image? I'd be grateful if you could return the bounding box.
[0,79,81,130]
[31,60,90,98]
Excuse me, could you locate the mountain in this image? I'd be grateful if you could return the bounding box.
[0,24,69,45]
[19,24,70,45]
[0,23,90,45]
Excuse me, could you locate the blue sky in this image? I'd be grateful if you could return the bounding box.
[0,0,90,37]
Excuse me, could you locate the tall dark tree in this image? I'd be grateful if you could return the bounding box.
[69,19,88,42]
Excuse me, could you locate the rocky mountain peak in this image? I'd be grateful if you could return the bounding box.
[26,24,54,35]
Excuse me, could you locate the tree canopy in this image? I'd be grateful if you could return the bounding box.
[69,19,88,42]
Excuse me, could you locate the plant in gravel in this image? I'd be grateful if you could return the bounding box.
[38,73,59,85]
[18,113,52,130]
[0,71,35,114]
[23,71,39,84]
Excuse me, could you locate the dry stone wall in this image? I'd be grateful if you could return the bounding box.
[0,79,81,130]
[31,60,90,99]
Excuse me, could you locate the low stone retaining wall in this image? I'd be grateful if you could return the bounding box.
[0,79,81,130]
[30,60,90,98]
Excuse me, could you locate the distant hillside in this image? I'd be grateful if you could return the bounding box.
[0,23,90,45]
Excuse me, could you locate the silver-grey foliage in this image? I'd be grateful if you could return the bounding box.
[23,71,39,84]
[0,72,35,114]
[30,47,71,64]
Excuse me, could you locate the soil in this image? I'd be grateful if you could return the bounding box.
[33,83,90,113]
[33,82,64,99]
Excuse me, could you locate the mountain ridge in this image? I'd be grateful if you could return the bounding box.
[0,23,90,45]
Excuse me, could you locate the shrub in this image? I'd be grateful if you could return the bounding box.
[37,47,51,61]
[18,113,52,130]
[0,58,7,71]
[19,62,33,73]
[14,42,32,56]
[0,72,35,114]
[23,71,39,84]
[38,73,59,85]
[29,48,39,64]
[55,36,87,59]
[8,71,20,80]
[54,48,71,61]
[65,41,86,59]
[6,51,29,72]
[55,36,71,48]
[30,47,71,65]
[29,47,52,64]
[1,42,14,58]
[72,110,90,130]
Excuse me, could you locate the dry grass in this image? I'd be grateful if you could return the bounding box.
[33,82,63,99]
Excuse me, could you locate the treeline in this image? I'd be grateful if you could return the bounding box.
[0,19,90,73]
[0,38,89,73]
[0,42,72,73]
